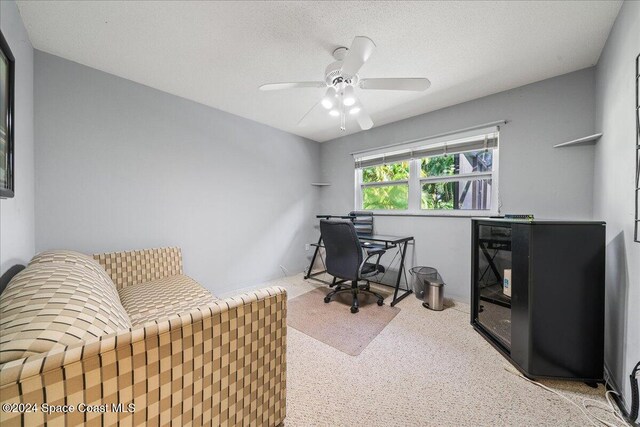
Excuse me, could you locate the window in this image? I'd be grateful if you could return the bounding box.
[420,150,494,210]
[354,128,499,216]
[361,161,409,210]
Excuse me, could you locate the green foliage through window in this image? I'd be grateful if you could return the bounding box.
[362,162,409,183]
[361,162,410,210]
[363,184,409,210]
[421,182,455,209]
[419,151,493,210]
[420,150,493,178]
[421,155,455,178]
[358,148,495,212]
[421,179,492,210]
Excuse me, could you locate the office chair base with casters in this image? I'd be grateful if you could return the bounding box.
[323,280,385,314]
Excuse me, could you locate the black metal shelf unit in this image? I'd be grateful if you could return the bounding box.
[471,219,606,382]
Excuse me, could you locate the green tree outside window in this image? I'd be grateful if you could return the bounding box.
[362,162,409,210]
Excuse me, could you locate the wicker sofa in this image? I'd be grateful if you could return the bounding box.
[0,247,287,427]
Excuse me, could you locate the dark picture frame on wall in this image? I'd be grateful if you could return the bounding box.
[635,53,640,243]
[0,29,15,199]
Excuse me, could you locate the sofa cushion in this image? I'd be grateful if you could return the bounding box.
[93,247,183,289]
[118,275,217,326]
[0,263,132,364]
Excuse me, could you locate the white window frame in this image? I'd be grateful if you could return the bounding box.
[355,168,412,212]
[354,131,500,217]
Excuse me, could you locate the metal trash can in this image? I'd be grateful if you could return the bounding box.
[423,280,444,311]
[409,266,445,311]
[409,266,430,299]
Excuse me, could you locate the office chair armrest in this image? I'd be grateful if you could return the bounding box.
[364,248,386,256]
[359,248,386,276]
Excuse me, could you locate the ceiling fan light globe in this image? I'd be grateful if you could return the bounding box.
[329,109,340,117]
[343,85,356,106]
[321,87,338,109]
[349,107,361,115]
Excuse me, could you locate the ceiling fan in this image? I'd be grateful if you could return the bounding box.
[259,36,431,132]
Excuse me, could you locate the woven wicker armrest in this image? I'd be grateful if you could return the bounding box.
[0,286,287,427]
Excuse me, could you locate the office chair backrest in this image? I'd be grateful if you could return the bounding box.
[320,219,362,281]
[348,211,374,236]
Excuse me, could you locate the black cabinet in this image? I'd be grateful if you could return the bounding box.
[471,219,606,382]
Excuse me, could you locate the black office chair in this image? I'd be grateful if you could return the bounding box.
[320,219,386,313]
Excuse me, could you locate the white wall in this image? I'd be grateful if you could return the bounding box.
[593,0,640,417]
[0,0,35,273]
[320,68,596,301]
[34,51,320,295]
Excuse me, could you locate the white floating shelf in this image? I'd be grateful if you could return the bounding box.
[554,133,602,148]
[311,183,331,186]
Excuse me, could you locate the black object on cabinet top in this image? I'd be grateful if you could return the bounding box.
[473,217,606,226]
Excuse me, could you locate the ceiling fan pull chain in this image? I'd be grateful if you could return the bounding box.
[340,90,346,131]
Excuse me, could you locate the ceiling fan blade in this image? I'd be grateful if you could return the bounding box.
[259,81,326,91]
[297,101,323,127]
[341,36,376,79]
[359,78,431,91]
[355,105,373,130]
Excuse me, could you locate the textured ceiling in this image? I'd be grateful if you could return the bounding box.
[17,1,621,142]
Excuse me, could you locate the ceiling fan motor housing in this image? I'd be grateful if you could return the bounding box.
[325,60,359,87]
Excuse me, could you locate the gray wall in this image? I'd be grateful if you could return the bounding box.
[0,0,35,273]
[34,51,320,295]
[593,0,640,416]
[11,3,640,415]
[319,68,596,301]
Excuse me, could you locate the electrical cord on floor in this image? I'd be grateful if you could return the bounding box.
[279,265,290,278]
[630,361,640,423]
[443,301,470,315]
[582,390,633,427]
[503,364,631,427]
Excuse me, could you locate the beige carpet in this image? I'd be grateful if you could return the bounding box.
[257,273,622,427]
[287,287,400,356]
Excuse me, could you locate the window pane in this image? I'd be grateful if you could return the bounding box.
[362,162,410,183]
[421,179,492,210]
[421,150,493,178]
[363,184,408,210]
